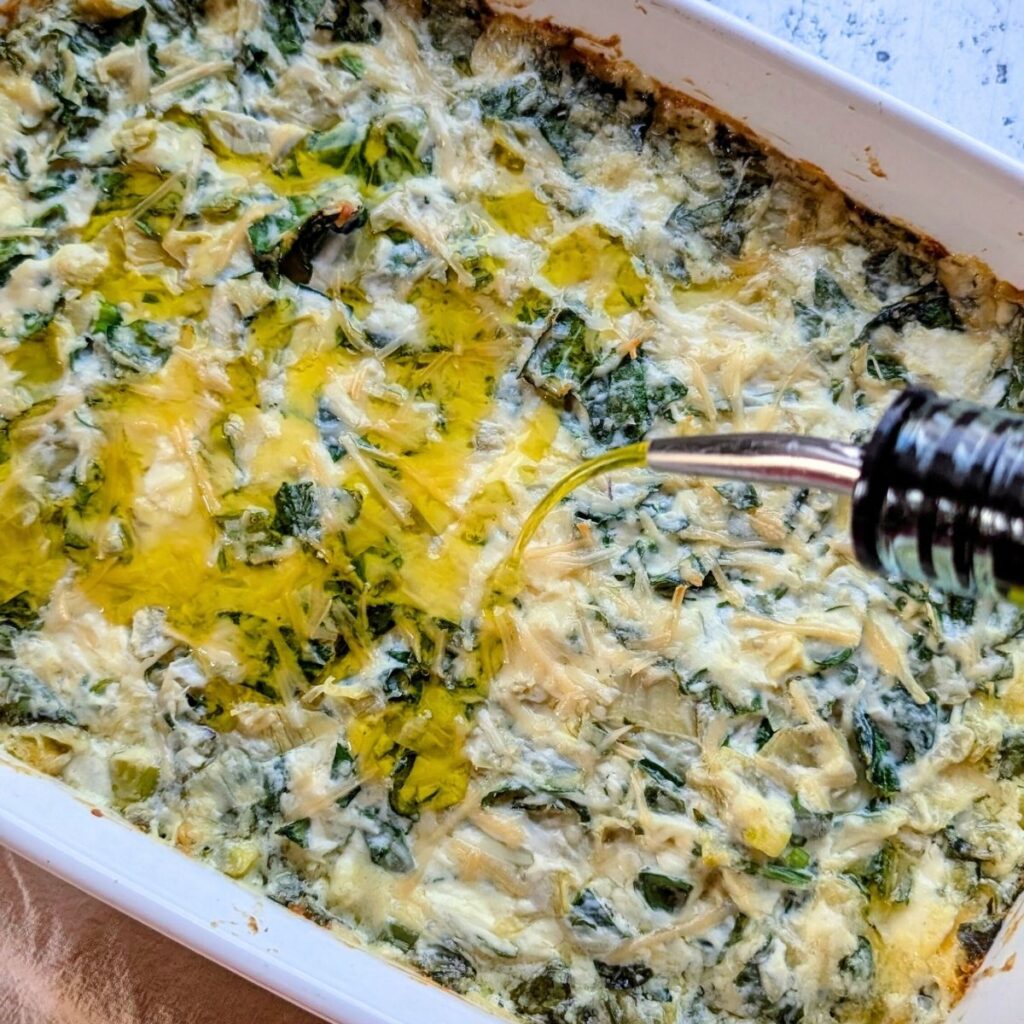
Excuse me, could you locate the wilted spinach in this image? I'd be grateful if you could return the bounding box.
[997,731,1024,779]
[594,960,652,991]
[70,7,147,55]
[523,309,602,399]
[0,239,29,287]
[303,113,432,186]
[267,0,322,56]
[415,941,477,991]
[0,666,76,726]
[580,358,650,445]
[422,0,485,74]
[862,247,932,302]
[880,686,937,763]
[637,757,686,814]
[511,961,573,1019]
[89,301,173,375]
[568,889,620,933]
[958,918,1002,965]
[852,705,901,795]
[665,124,772,259]
[715,482,761,511]
[482,782,590,823]
[272,481,320,538]
[360,807,415,872]
[793,268,853,341]
[634,870,692,912]
[276,816,311,847]
[325,0,382,42]
[839,936,875,984]
[856,282,962,345]
[580,358,687,447]
[0,593,38,658]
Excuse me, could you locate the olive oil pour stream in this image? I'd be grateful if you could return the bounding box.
[502,441,650,582]
[482,441,650,655]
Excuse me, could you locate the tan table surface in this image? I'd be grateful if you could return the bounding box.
[0,848,323,1024]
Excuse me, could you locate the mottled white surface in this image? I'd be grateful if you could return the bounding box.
[706,0,1024,162]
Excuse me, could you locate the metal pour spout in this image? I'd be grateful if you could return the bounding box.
[643,388,1024,601]
[646,434,863,495]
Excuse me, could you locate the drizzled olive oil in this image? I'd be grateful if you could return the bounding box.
[0,4,1022,1023]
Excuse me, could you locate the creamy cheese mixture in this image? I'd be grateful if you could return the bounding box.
[1,2,1024,1022]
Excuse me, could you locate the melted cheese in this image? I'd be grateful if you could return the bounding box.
[0,3,1021,1024]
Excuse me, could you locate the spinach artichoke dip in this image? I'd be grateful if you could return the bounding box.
[1,1,1024,1021]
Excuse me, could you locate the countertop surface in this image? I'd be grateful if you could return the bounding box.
[707,0,1024,162]
[4,3,1022,1024]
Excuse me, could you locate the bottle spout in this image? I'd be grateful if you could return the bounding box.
[646,433,863,494]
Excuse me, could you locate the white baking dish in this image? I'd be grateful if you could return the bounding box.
[2,2,1023,1022]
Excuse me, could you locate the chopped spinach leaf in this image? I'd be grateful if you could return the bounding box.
[755,716,775,749]
[637,757,686,813]
[280,626,334,682]
[248,194,322,276]
[267,0,321,56]
[276,817,311,847]
[327,0,381,42]
[91,302,173,374]
[0,593,39,658]
[7,147,28,181]
[852,705,901,795]
[70,7,147,56]
[367,115,433,185]
[1001,310,1024,412]
[481,782,590,822]
[944,594,976,625]
[361,808,415,872]
[813,647,854,669]
[856,282,962,345]
[665,125,772,258]
[422,0,484,74]
[997,731,1024,779]
[581,357,651,446]
[511,961,573,1018]
[415,940,477,991]
[479,76,543,121]
[793,300,824,342]
[0,238,30,287]
[523,309,601,400]
[865,351,908,381]
[958,918,1002,965]
[380,920,419,952]
[147,0,197,32]
[863,248,932,302]
[751,846,815,887]
[715,481,761,511]
[29,169,76,201]
[634,870,692,912]
[337,51,365,77]
[791,797,832,841]
[304,113,432,185]
[882,686,937,763]
[859,840,913,904]
[813,268,852,311]
[568,888,620,933]
[331,741,354,779]
[272,481,319,538]
[839,936,875,983]
[305,121,368,174]
[0,666,76,726]
[594,960,653,991]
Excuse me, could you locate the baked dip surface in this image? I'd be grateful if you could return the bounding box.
[0,2,1023,1022]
